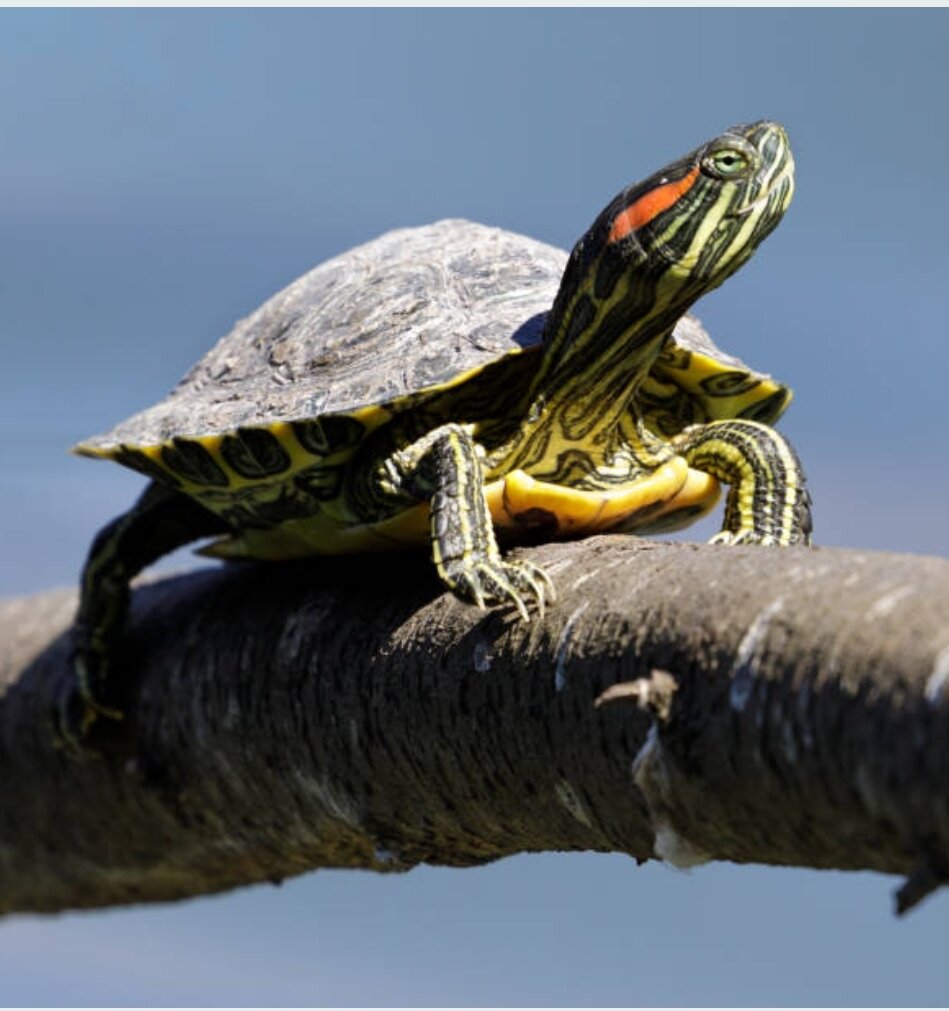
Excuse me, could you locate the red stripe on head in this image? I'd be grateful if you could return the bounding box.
[608,165,701,243]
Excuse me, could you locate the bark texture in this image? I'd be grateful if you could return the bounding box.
[2,535,949,916]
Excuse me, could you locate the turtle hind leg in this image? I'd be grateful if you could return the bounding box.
[61,481,228,753]
[675,419,813,546]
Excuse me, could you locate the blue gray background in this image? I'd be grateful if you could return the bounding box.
[2,9,948,1005]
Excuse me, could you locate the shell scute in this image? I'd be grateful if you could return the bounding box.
[219,429,291,479]
[699,370,764,398]
[111,446,184,488]
[161,438,229,488]
[738,388,791,422]
[291,415,368,457]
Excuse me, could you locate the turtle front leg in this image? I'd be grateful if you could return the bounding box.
[674,419,813,546]
[61,481,228,752]
[394,423,554,620]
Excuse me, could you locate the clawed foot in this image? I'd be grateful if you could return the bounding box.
[442,554,556,621]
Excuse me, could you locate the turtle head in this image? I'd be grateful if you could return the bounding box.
[546,122,794,355]
[534,122,793,418]
[604,120,794,299]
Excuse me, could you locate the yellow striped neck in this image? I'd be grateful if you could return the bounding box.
[490,263,698,479]
[489,120,795,483]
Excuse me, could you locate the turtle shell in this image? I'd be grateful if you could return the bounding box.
[77,218,790,455]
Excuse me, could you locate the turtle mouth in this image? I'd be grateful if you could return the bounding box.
[731,162,795,220]
[733,192,770,218]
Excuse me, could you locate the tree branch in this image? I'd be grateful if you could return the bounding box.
[3,536,949,916]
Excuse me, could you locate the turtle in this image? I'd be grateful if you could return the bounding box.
[65,119,811,743]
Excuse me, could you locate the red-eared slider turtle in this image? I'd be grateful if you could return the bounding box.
[66,120,811,741]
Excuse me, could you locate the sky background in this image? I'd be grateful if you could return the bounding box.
[2,8,949,1006]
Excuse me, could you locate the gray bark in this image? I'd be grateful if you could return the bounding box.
[2,535,949,916]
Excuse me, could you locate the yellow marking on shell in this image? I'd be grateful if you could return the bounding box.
[140,444,167,467]
[75,403,397,496]
[71,444,113,460]
[346,403,394,434]
[435,348,528,393]
[485,457,690,538]
[647,347,791,423]
[200,434,222,450]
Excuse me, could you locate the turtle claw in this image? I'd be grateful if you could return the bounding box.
[505,557,557,619]
[710,528,777,547]
[443,555,554,622]
[710,529,738,546]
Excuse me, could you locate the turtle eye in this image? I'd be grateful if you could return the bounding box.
[702,148,751,180]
